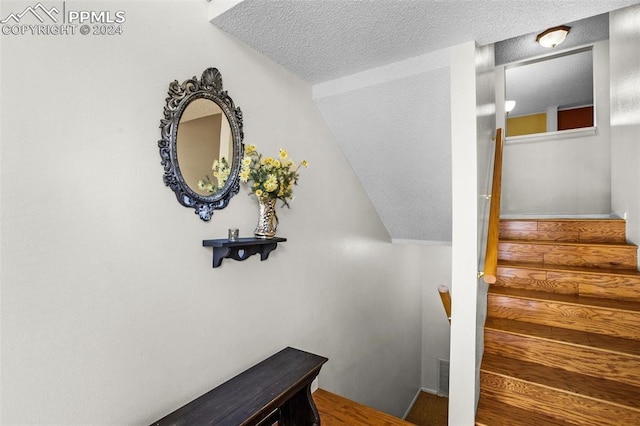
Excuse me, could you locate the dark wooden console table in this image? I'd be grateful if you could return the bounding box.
[151,347,328,426]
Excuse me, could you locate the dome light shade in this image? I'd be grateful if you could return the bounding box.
[536,25,570,48]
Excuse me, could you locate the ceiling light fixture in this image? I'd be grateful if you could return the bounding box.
[536,25,570,48]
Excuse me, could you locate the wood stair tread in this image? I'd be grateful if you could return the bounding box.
[484,317,640,357]
[313,389,413,426]
[498,239,638,269]
[499,219,627,243]
[480,217,640,424]
[496,260,640,302]
[481,353,640,409]
[499,239,637,248]
[489,286,640,313]
[476,396,574,426]
[498,260,640,277]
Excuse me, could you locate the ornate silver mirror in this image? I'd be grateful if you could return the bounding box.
[159,68,244,220]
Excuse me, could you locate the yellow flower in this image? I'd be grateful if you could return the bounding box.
[301,160,309,168]
[236,145,306,205]
[265,174,278,192]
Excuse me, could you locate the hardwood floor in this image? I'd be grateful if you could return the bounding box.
[476,218,640,425]
[314,389,414,425]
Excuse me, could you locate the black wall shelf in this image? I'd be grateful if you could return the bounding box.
[202,237,287,268]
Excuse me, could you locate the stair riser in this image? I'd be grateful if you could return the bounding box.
[488,294,640,340]
[500,220,627,243]
[498,242,637,269]
[484,329,640,387]
[480,371,640,426]
[496,266,579,295]
[496,266,640,302]
[476,397,573,426]
[580,276,640,302]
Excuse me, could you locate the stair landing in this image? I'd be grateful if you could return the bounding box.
[314,389,414,425]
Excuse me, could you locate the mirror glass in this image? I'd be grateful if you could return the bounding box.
[177,99,234,196]
[505,47,593,137]
[158,67,244,221]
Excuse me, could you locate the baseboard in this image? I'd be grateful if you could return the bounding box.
[501,213,614,219]
[402,388,423,420]
[402,387,439,420]
[392,238,452,246]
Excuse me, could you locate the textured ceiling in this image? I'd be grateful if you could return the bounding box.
[495,13,609,65]
[497,13,608,117]
[210,0,640,242]
[212,0,640,84]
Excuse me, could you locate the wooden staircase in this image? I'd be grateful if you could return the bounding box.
[476,218,640,425]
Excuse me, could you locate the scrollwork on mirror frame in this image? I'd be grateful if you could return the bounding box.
[158,68,244,221]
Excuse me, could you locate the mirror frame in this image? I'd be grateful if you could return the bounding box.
[159,68,244,221]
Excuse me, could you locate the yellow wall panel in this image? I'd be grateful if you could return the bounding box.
[507,113,547,136]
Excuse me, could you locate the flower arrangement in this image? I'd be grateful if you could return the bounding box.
[198,157,231,194]
[239,144,308,207]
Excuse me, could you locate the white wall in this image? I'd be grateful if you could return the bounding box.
[448,40,480,425]
[610,4,640,266]
[474,42,496,409]
[310,52,455,395]
[420,246,452,393]
[499,41,612,216]
[0,1,424,423]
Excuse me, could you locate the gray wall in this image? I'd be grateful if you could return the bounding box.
[0,1,425,422]
[499,41,611,216]
[312,51,452,243]
[610,4,640,266]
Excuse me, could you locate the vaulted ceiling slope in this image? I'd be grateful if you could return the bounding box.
[211,0,640,243]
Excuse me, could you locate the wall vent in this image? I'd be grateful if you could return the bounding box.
[438,359,450,397]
